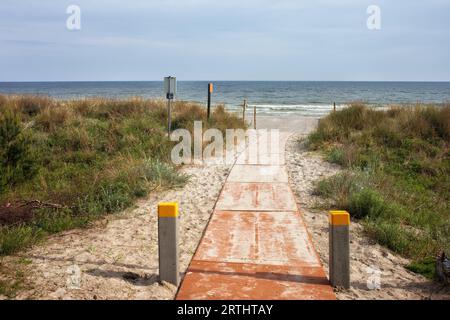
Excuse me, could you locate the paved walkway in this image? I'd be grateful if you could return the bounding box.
[176,131,335,300]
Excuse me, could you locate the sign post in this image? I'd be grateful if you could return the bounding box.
[207,83,213,120]
[164,76,177,136]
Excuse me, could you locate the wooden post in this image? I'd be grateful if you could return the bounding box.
[207,83,213,120]
[333,102,336,112]
[253,106,256,129]
[242,99,247,124]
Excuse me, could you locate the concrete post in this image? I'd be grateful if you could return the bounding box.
[158,202,179,286]
[329,210,350,289]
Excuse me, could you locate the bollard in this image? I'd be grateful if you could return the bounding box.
[158,202,179,286]
[329,210,350,289]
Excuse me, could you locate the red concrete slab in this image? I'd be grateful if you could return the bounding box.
[176,260,335,300]
[234,131,288,165]
[228,165,289,183]
[235,151,285,165]
[215,182,297,211]
[194,211,321,267]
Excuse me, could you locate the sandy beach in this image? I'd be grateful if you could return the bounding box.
[251,114,321,133]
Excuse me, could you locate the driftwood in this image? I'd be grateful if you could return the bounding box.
[18,200,68,210]
[1,200,71,226]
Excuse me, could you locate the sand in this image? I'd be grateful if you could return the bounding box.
[285,133,450,300]
[255,114,320,134]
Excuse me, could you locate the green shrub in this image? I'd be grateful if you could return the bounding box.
[0,225,42,256]
[17,96,52,116]
[141,159,188,189]
[32,209,90,234]
[327,148,344,165]
[0,95,243,258]
[327,103,366,131]
[364,220,415,256]
[314,171,364,208]
[308,103,450,278]
[406,257,436,280]
[0,111,37,192]
[347,189,387,219]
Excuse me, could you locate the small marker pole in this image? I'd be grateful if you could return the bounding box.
[207,83,213,120]
[167,98,172,136]
[333,102,336,112]
[158,202,179,286]
[243,99,247,124]
[329,210,350,289]
[253,106,256,129]
[164,76,176,137]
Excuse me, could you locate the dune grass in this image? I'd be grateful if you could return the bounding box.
[308,103,450,279]
[0,95,243,258]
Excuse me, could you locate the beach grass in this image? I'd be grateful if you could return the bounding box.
[308,103,450,279]
[0,95,243,258]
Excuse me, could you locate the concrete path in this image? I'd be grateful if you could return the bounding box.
[176,131,335,300]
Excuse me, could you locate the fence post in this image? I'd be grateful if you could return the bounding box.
[329,210,350,289]
[207,83,213,120]
[158,202,179,286]
[253,106,256,129]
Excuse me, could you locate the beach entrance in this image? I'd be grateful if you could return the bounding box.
[176,130,335,299]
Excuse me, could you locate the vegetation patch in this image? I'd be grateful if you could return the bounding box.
[0,95,242,257]
[406,257,436,280]
[308,103,450,279]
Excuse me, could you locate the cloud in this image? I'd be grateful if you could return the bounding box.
[0,0,449,81]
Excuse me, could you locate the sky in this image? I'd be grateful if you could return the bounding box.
[0,0,449,81]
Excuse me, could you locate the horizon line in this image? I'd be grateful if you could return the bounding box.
[2,80,450,83]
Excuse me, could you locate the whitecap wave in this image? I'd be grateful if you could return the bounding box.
[225,103,348,116]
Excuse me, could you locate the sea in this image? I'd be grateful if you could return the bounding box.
[1,81,449,117]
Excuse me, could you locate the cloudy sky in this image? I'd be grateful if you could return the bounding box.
[1,0,449,81]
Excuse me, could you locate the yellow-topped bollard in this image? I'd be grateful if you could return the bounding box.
[329,210,350,289]
[329,210,350,225]
[158,202,179,286]
[158,202,179,217]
